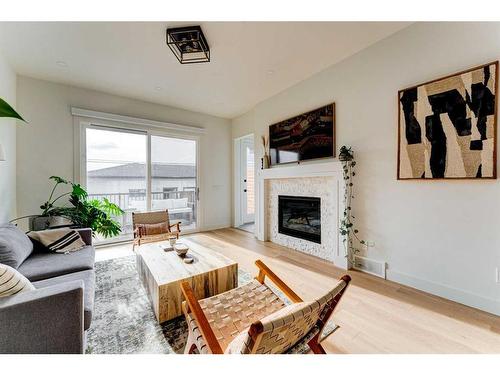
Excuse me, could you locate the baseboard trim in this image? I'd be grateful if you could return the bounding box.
[386,269,500,316]
[200,222,232,232]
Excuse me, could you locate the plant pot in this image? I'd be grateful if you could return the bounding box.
[29,216,72,231]
[339,155,353,162]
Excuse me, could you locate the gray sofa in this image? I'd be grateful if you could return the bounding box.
[0,225,95,354]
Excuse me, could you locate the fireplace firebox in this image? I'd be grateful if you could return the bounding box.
[278,195,321,244]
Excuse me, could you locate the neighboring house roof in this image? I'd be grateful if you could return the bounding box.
[87,163,196,178]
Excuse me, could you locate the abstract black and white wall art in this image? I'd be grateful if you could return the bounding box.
[398,62,498,179]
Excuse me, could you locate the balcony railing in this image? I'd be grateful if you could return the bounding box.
[88,190,196,237]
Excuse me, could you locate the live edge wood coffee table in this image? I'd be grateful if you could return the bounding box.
[136,238,238,323]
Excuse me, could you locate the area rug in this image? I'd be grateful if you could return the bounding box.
[86,255,338,354]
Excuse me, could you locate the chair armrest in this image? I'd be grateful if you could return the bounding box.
[180,281,223,354]
[254,260,303,303]
[169,222,181,231]
[76,228,92,246]
[0,280,85,354]
[133,226,141,238]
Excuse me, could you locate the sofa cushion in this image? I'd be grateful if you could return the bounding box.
[18,245,95,282]
[28,228,86,253]
[136,222,169,236]
[33,269,95,330]
[0,223,34,269]
[0,263,36,297]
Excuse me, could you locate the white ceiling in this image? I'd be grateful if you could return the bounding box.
[0,22,410,119]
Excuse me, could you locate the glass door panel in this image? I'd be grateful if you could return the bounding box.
[239,136,255,225]
[150,135,197,231]
[244,140,255,222]
[85,127,147,244]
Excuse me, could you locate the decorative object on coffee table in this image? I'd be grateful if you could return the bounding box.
[132,210,181,250]
[398,61,498,179]
[136,238,237,323]
[169,235,177,247]
[174,242,189,257]
[181,259,351,354]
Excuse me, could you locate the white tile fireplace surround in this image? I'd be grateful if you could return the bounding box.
[256,162,347,269]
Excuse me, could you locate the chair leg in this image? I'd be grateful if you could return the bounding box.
[184,331,199,354]
[307,333,326,354]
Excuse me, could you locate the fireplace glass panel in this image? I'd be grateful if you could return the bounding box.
[278,195,321,243]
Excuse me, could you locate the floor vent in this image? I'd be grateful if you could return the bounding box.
[353,255,386,279]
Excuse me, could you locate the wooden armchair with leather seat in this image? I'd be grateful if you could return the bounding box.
[180,259,351,354]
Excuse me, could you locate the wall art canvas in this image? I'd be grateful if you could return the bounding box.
[398,62,498,179]
[269,103,335,165]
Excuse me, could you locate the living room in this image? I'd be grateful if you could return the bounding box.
[1,1,499,372]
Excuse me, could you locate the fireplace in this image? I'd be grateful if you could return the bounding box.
[278,195,321,244]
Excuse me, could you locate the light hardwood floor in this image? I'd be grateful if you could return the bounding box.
[97,228,500,353]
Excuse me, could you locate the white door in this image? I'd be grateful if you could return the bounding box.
[235,134,255,226]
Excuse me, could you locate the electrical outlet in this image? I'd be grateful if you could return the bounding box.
[496,267,500,283]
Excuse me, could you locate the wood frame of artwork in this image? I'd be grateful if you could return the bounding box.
[397,61,498,180]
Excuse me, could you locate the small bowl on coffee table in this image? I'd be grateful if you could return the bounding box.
[174,243,189,257]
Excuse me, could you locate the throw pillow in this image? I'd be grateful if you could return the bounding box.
[28,228,86,254]
[137,222,169,236]
[0,263,35,297]
[0,223,34,269]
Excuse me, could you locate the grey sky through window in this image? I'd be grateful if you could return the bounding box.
[86,128,195,171]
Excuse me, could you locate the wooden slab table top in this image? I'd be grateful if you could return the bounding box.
[136,238,238,323]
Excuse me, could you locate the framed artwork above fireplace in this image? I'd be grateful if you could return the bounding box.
[269,103,335,165]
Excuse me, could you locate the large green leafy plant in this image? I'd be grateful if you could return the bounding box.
[42,176,124,238]
[0,97,25,121]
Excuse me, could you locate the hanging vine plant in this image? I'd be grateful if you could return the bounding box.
[339,146,366,266]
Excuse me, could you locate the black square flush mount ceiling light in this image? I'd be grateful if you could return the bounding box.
[166,26,210,64]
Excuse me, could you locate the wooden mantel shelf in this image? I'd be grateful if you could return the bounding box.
[258,160,344,180]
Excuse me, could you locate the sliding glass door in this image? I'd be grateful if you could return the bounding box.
[84,125,198,244]
[150,135,198,231]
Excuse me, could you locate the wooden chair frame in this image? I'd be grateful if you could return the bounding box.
[132,210,181,250]
[180,259,351,354]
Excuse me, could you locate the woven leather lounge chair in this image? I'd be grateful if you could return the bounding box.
[180,259,351,354]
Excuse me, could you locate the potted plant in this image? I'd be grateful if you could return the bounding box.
[338,145,366,267]
[17,176,124,238]
[338,145,354,161]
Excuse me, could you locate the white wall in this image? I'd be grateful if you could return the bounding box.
[0,51,17,223]
[16,76,232,231]
[232,22,500,315]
